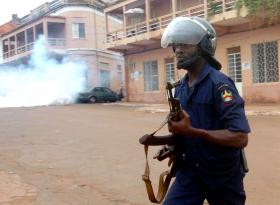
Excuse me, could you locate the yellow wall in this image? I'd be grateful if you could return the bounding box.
[125,46,185,102]
[125,24,280,103]
[150,0,172,18]
[58,9,122,50]
[217,24,280,103]
[53,8,124,92]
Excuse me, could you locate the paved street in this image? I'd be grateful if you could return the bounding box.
[0,103,279,205]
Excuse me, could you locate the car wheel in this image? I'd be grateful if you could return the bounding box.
[89,96,96,103]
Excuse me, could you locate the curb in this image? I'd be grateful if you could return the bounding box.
[108,102,280,116]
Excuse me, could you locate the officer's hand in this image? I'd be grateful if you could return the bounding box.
[168,110,193,136]
[153,145,168,160]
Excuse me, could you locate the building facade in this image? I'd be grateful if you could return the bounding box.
[104,0,280,104]
[0,0,125,93]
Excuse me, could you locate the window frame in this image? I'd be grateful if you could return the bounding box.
[227,48,242,83]
[164,58,175,83]
[143,60,159,91]
[252,41,279,84]
[72,23,85,39]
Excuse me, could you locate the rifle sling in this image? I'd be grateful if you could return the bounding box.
[142,144,175,204]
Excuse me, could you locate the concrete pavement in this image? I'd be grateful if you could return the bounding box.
[111,102,280,116]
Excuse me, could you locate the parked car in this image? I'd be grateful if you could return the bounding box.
[77,87,119,103]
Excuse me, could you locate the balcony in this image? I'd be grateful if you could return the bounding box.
[105,0,248,52]
[19,0,104,26]
[1,0,104,63]
[2,38,66,60]
[1,17,66,63]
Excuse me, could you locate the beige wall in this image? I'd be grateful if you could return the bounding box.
[125,24,280,103]
[58,9,122,50]
[179,0,202,9]
[216,24,280,103]
[125,47,185,102]
[67,49,124,93]
[55,7,124,92]
[150,0,171,18]
[0,5,125,92]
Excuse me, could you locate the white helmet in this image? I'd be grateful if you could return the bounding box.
[161,16,217,56]
[161,16,221,69]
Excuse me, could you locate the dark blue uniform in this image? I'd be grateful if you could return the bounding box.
[163,63,251,205]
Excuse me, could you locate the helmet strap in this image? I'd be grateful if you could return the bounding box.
[176,48,203,70]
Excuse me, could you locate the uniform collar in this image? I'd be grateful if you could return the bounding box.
[182,63,212,87]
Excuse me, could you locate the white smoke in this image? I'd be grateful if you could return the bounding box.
[0,36,88,108]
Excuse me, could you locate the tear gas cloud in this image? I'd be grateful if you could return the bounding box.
[0,37,88,108]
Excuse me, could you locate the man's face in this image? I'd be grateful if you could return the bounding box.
[173,43,198,61]
[172,43,200,70]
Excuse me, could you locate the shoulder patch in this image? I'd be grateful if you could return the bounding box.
[218,83,234,104]
[221,89,233,103]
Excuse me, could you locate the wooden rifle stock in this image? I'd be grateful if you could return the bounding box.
[139,134,175,146]
[139,81,181,203]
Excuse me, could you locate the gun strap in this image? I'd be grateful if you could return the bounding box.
[142,144,174,204]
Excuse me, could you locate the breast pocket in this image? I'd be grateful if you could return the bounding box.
[191,99,216,129]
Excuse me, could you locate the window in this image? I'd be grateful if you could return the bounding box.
[165,58,175,83]
[100,70,110,88]
[9,36,16,50]
[2,39,9,52]
[227,47,242,83]
[129,62,137,80]
[16,31,25,48]
[26,27,34,44]
[99,62,109,69]
[117,65,123,85]
[72,23,85,39]
[252,41,279,83]
[143,61,158,91]
[35,23,43,40]
[130,15,141,24]
[99,62,110,87]
[129,62,136,72]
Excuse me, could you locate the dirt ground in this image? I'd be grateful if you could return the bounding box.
[0,104,279,205]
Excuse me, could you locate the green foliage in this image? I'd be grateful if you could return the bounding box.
[207,0,223,19]
[236,0,280,20]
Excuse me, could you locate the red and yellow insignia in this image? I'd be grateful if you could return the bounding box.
[221,89,233,103]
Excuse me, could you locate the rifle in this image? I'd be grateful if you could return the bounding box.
[139,81,181,204]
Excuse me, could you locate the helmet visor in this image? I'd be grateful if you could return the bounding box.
[161,17,207,48]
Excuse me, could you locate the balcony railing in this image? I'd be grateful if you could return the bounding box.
[2,38,65,60]
[19,0,103,25]
[175,4,205,18]
[48,38,66,46]
[208,0,236,15]
[106,0,236,44]
[2,43,34,59]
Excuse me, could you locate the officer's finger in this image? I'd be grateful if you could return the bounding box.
[154,145,167,159]
[168,120,175,131]
[168,116,177,124]
[168,119,172,126]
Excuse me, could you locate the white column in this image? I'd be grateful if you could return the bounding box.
[145,0,150,34]
[204,0,208,18]
[172,0,177,18]
[123,6,127,37]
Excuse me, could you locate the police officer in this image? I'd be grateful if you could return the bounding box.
[161,16,251,205]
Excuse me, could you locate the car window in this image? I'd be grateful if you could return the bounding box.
[100,88,108,93]
[98,87,107,92]
[104,88,113,93]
